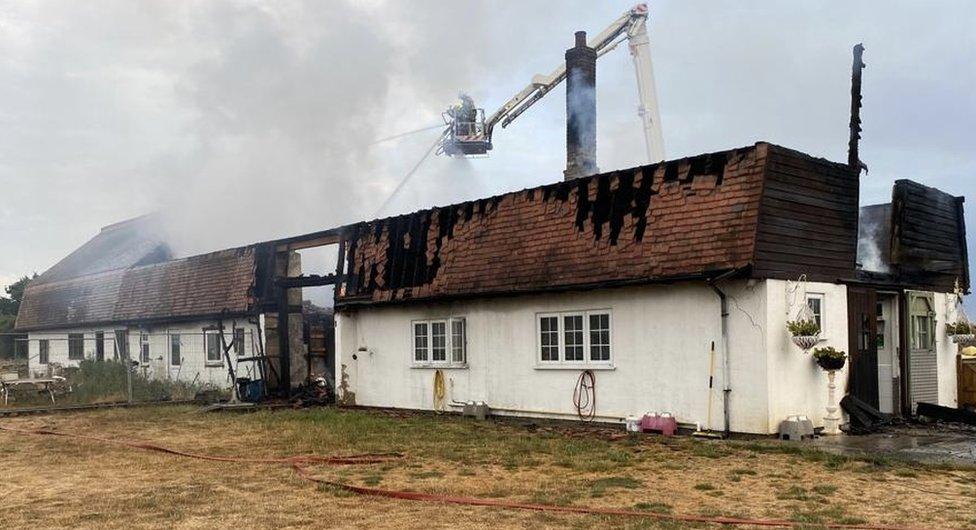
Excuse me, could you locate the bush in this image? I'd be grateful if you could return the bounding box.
[3,359,207,407]
[812,346,847,371]
[787,319,820,337]
[946,321,974,335]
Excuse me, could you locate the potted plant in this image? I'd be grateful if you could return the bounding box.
[787,319,821,350]
[812,346,847,371]
[946,321,976,346]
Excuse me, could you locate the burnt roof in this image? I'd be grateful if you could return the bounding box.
[34,214,171,285]
[16,246,257,331]
[336,142,862,307]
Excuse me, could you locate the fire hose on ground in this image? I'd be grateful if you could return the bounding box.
[0,424,927,530]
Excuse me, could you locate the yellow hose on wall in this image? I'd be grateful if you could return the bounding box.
[432,369,446,413]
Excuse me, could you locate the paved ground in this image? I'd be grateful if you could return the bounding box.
[813,423,976,468]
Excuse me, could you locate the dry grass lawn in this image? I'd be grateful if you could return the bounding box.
[1,405,974,529]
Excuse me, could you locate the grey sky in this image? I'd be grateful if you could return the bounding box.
[1,1,973,307]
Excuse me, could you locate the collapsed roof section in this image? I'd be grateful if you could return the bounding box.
[33,214,172,285]
[858,180,969,293]
[15,246,258,331]
[336,142,861,306]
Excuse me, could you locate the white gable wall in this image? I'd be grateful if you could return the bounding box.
[764,279,850,432]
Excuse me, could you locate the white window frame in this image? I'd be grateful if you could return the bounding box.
[411,317,467,368]
[536,309,613,368]
[38,339,49,365]
[139,332,151,363]
[806,293,825,334]
[169,333,182,367]
[204,329,223,366]
[233,328,246,357]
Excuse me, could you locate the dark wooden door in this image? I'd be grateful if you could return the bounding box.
[848,287,879,408]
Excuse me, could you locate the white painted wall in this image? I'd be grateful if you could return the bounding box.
[935,292,960,407]
[763,279,850,433]
[336,280,772,433]
[25,319,263,389]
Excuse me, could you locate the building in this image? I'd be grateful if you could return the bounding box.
[331,142,969,434]
[14,216,266,388]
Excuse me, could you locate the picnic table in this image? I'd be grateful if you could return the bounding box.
[0,375,68,405]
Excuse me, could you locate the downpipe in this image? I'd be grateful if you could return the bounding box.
[708,271,737,438]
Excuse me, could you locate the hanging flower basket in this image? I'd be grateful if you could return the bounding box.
[787,319,822,351]
[813,347,847,371]
[791,335,821,350]
[947,322,975,345]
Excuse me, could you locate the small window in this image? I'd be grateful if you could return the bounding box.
[563,314,585,361]
[431,321,447,362]
[114,330,128,360]
[909,293,935,351]
[538,310,612,366]
[539,316,560,361]
[205,330,222,365]
[38,339,49,364]
[95,331,105,361]
[589,313,611,361]
[68,333,84,360]
[412,318,466,365]
[414,322,429,362]
[140,332,150,363]
[234,328,245,357]
[806,294,825,331]
[451,318,466,363]
[170,334,182,366]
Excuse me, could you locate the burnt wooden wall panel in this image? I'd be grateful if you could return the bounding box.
[752,145,860,283]
[890,180,968,292]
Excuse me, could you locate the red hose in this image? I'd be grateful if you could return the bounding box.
[0,424,927,530]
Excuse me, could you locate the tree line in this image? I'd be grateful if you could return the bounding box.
[0,275,35,359]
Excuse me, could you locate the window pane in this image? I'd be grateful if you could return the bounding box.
[206,333,221,362]
[564,315,584,361]
[234,329,245,356]
[807,297,823,329]
[540,316,559,361]
[170,334,181,366]
[589,313,611,361]
[414,322,429,361]
[39,340,49,364]
[114,330,128,360]
[451,319,465,363]
[68,333,84,360]
[431,322,447,361]
[140,333,150,363]
[95,332,105,360]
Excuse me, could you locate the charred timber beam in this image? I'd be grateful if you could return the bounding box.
[276,274,338,288]
[848,43,866,173]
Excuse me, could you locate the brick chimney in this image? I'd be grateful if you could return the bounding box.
[564,31,598,181]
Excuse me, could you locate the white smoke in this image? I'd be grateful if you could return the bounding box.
[857,217,890,273]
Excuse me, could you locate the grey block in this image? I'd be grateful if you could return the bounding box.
[779,415,816,441]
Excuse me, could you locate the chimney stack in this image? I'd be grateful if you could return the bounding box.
[564,31,598,181]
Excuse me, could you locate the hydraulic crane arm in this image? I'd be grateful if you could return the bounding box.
[440,3,665,163]
[487,4,647,134]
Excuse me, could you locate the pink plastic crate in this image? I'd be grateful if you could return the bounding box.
[640,413,676,436]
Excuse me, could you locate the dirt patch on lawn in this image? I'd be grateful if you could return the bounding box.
[1,406,974,529]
